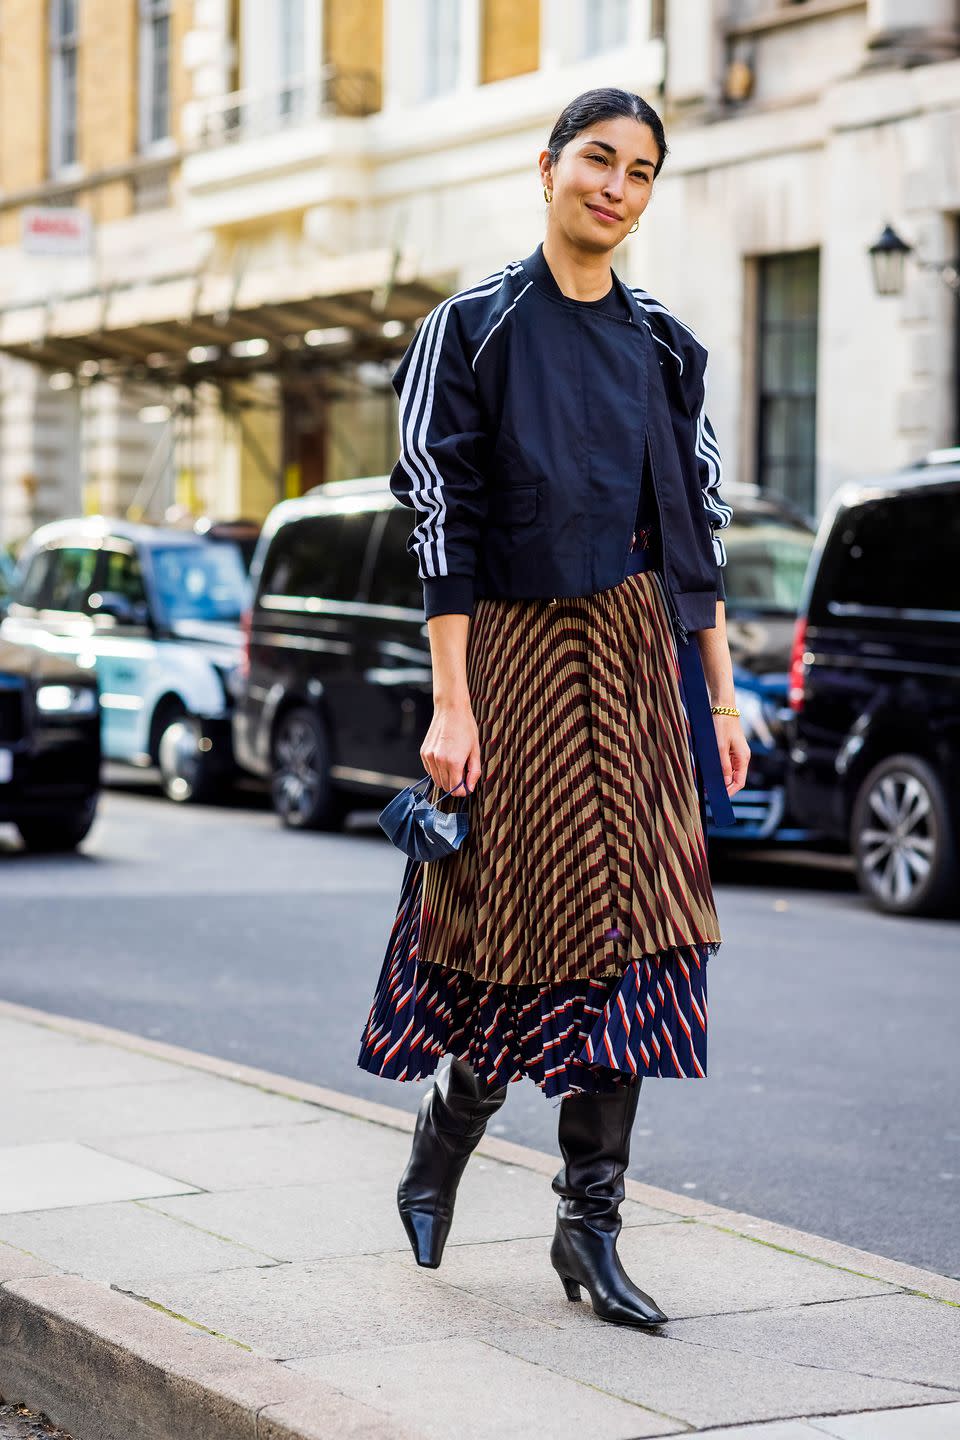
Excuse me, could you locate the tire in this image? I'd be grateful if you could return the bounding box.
[17,797,97,853]
[851,753,959,917]
[271,706,347,831]
[157,713,219,804]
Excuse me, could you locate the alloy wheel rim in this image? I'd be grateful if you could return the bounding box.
[859,771,936,905]
[159,720,200,802]
[274,717,320,822]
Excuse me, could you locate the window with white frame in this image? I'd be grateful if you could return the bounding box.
[278,0,306,118]
[422,0,461,100]
[582,0,630,56]
[49,0,79,173]
[139,0,172,149]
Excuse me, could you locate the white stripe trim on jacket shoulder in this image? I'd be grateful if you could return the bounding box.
[471,281,533,372]
[397,262,523,577]
[632,287,732,560]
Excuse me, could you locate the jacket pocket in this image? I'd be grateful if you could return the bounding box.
[489,484,539,527]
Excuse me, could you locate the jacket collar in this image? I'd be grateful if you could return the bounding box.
[520,241,640,321]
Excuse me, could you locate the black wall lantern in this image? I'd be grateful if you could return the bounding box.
[868,223,913,296]
[868,221,960,297]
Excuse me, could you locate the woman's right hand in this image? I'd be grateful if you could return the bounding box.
[421,700,482,796]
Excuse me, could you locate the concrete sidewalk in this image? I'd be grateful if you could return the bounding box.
[0,1000,958,1440]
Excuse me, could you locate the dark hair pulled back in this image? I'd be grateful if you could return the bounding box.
[545,87,669,178]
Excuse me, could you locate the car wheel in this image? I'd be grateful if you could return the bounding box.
[158,714,218,804]
[851,754,958,916]
[271,706,346,831]
[16,797,97,853]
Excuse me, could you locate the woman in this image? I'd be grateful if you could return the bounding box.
[357,88,750,1329]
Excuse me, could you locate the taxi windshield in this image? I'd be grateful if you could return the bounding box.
[150,543,250,623]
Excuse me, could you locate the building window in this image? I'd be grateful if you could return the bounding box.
[582,0,630,56]
[49,0,79,173]
[756,250,819,515]
[139,0,172,148]
[278,0,306,119]
[423,0,461,99]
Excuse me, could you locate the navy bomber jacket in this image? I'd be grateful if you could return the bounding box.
[389,242,732,636]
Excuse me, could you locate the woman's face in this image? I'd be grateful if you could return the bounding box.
[539,115,660,253]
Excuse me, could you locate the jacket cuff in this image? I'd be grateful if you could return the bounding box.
[423,574,475,620]
[715,565,726,603]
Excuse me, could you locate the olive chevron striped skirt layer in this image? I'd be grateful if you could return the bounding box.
[357,567,722,1101]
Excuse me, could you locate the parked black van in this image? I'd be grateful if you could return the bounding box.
[786,457,960,916]
[235,478,432,828]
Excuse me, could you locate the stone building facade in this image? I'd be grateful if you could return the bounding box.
[0,0,958,547]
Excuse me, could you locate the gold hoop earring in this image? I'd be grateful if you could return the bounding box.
[628,219,639,234]
[543,186,552,203]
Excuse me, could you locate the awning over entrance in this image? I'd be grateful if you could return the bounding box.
[0,247,447,381]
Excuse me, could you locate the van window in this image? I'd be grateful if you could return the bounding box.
[367,508,422,610]
[101,548,149,607]
[816,488,960,617]
[260,511,374,602]
[15,550,54,609]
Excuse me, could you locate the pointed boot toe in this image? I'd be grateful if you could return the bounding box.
[591,1282,669,1328]
[396,1058,508,1268]
[398,1204,449,1268]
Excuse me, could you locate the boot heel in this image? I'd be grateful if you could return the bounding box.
[560,1274,582,1302]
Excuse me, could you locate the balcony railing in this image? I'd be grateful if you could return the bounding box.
[196,67,380,148]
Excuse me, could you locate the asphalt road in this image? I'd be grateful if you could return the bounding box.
[2,772,958,1281]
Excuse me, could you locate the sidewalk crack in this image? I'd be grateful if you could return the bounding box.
[108,1286,254,1350]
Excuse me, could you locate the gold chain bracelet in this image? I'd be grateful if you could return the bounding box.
[710,705,740,717]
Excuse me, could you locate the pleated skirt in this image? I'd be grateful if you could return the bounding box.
[356,566,722,1102]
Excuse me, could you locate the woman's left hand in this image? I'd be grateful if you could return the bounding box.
[713,715,750,798]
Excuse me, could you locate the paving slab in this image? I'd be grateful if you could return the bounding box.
[289,1334,682,1440]
[143,1159,666,1263]
[0,1240,58,1283]
[0,1076,321,1147]
[699,1208,960,1306]
[97,1115,414,1191]
[669,1292,960,1391]
[434,1221,897,1327]
[0,1033,190,1093]
[142,1252,563,1360]
[809,1402,960,1437]
[0,1141,199,1215]
[486,1323,958,1430]
[0,1199,277,1290]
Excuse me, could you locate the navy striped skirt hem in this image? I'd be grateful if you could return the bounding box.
[356,854,715,1104]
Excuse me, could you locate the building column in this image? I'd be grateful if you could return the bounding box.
[664,0,722,114]
[0,358,81,545]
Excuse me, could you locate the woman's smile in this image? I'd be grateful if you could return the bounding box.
[585,202,622,223]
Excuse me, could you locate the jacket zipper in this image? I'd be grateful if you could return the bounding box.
[644,436,690,646]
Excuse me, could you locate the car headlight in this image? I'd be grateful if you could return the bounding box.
[35,684,98,716]
[733,686,775,749]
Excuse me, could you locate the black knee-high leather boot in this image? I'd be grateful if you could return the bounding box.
[550,1079,669,1326]
[397,1055,509,1268]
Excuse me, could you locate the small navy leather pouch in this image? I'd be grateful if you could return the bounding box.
[378,768,472,862]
